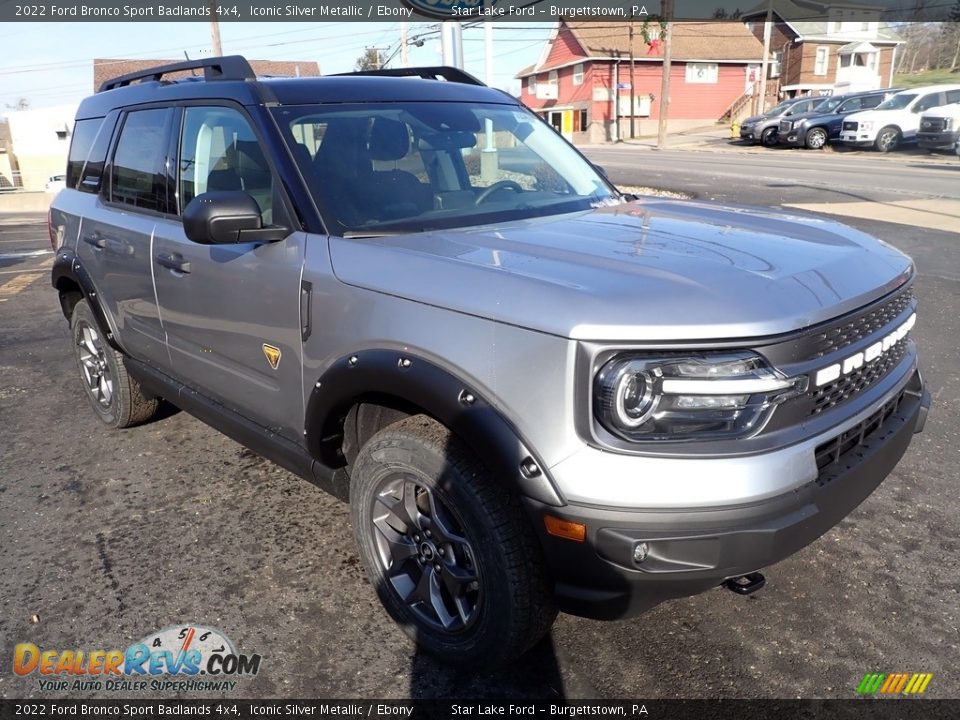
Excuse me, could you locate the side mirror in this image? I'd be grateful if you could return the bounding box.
[183,191,288,245]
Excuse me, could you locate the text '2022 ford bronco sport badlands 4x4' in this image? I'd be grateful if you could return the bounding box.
[50,57,930,667]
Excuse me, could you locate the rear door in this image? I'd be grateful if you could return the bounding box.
[150,104,307,441]
[76,107,173,366]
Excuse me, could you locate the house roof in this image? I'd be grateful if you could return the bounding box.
[741,0,901,42]
[516,21,765,77]
[93,58,321,93]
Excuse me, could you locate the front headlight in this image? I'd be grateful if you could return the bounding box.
[593,352,807,442]
[860,121,875,131]
[943,117,954,131]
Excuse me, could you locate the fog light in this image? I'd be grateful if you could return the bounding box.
[633,542,650,564]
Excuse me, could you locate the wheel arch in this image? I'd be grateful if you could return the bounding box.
[52,248,124,352]
[305,350,564,507]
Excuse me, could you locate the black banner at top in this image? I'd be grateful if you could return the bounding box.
[0,0,955,23]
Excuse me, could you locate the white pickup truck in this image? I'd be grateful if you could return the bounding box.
[839,84,960,152]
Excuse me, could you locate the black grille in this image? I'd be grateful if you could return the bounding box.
[811,340,908,415]
[779,120,791,132]
[809,290,914,359]
[920,118,945,133]
[815,390,904,471]
[842,121,858,132]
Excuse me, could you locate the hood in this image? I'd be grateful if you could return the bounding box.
[784,109,836,124]
[742,115,766,124]
[328,199,913,341]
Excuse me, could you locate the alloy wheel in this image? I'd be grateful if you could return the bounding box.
[370,475,481,632]
[77,322,114,408]
[806,129,827,149]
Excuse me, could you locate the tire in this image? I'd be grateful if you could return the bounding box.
[351,415,557,668]
[805,127,829,150]
[70,299,159,428]
[875,126,901,153]
[761,127,779,147]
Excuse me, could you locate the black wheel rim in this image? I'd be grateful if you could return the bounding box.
[762,129,777,146]
[76,321,114,408]
[370,475,481,632]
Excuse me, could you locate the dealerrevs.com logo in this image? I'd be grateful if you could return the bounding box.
[14,625,261,693]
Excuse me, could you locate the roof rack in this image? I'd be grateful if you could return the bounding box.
[332,66,486,87]
[98,56,256,93]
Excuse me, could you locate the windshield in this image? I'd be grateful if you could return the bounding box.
[272,102,615,235]
[767,101,794,116]
[876,94,917,111]
[813,97,844,113]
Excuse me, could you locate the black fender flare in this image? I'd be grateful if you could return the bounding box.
[51,248,124,353]
[305,350,564,507]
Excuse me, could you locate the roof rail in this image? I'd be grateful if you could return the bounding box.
[333,66,486,87]
[98,55,256,93]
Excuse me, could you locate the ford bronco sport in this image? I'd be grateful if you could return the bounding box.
[51,57,930,667]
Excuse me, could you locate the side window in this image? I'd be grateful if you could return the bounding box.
[860,96,882,110]
[179,106,274,224]
[839,98,863,113]
[66,120,101,190]
[946,90,960,104]
[110,109,172,212]
[913,93,942,113]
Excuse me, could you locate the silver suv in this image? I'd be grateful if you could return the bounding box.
[51,57,930,667]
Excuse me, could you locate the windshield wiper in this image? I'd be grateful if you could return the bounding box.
[342,230,412,238]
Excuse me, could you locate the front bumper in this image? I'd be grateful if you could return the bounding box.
[739,127,758,141]
[779,130,806,147]
[524,369,929,620]
[917,130,959,150]
[839,131,876,146]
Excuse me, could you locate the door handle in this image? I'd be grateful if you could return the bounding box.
[155,252,191,274]
[82,233,107,249]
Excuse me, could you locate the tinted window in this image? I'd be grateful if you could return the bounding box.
[913,93,942,113]
[860,95,884,109]
[111,109,172,212]
[946,90,960,104]
[73,113,117,194]
[178,106,274,224]
[838,98,865,113]
[66,120,100,190]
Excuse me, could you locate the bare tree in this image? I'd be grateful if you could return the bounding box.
[354,47,383,72]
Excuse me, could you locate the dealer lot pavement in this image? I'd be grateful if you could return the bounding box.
[0,151,957,699]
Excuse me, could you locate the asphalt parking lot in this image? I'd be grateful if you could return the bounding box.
[1,149,958,701]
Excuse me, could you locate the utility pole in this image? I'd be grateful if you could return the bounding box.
[613,57,620,142]
[656,0,673,149]
[400,23,409,68]
[484,1,494,85]
[629,19,636,139]
[758,0,773,114]
[208,1,223,56]
[440,22,464,69]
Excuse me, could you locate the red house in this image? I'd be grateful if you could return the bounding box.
[516,21,766,143]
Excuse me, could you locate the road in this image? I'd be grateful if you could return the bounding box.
[584,143,960,207]
[0,150,958,701]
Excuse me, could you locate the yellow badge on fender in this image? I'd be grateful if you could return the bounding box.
[262,344,281,370]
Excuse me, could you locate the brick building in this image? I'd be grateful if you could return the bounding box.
[93,58,321,92]
[740,1,902,97]
[516,21,765,144]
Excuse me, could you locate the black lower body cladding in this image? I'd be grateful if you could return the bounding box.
[523,371,929,621]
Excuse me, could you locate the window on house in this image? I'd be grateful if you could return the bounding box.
[579,109,588,131]
[770,51,783,78]
[814,47,829,76]
[572,63,584,86]
[685,63,718,84]
[548,70,558,88]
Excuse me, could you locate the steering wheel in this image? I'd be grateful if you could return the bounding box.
[474,180,524,205]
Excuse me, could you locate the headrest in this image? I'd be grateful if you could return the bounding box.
[368,118,409,161]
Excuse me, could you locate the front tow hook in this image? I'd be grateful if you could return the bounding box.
[723,572,766,596]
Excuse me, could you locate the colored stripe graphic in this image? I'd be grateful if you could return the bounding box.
[856,672,933,695]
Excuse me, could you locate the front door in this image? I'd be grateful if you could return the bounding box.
[151,104,306,441]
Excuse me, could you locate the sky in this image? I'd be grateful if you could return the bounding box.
[0,21,554,116]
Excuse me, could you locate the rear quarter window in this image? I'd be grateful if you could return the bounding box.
[67,113,118,193]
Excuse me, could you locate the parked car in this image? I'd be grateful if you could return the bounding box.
[839,85,960,152]
[45,175,66,193]
[50,56,930,667]
[916,102,960,151]
[739,95,827,146]
[778,88,902,149]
